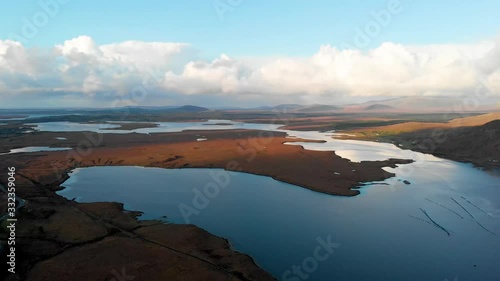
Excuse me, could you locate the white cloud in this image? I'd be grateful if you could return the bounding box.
[164,54,251,94]
[51,36,190,96]
[165,40,500,98]
[57,35,101,57]
[0,35,499,107]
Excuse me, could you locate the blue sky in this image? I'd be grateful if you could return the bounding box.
[0,0,499,108]
[1,0,499,57]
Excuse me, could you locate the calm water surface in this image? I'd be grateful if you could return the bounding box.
[30,120,281,134]
[57,121,500,281]
[0,146,71,155]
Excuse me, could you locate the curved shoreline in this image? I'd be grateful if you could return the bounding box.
[0,128,414,280]
[0,172,277,281]
[12,131,413,196]
[270,112,500,169]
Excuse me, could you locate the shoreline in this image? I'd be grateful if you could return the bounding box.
[0,128,415,280]
[7,130,414,196]
[0,171,277,281]
[277,112,500,171]
[333,125,500,171]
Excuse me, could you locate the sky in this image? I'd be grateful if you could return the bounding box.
[0,0,499,108]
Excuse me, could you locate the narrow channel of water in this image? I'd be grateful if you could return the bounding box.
[0,146,71,155]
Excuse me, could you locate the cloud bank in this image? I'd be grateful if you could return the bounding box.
[0,35,499,107]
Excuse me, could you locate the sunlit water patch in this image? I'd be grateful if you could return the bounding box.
[0,113,80,121]
[0,146,71,155]
[29,120,282,134]
[28,121,121,132]
[26,119,422,163]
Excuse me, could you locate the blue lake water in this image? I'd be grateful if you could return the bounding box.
[28,121,122,132]
[57,120,500,281]
[26,119,436,163]
[0,146,71,155]
[0,113,80,121]
[19,118,496,280]
[29,120,282,134]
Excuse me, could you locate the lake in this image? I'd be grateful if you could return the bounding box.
[57,122,500,281]
[0,146,72,155]
[29,119,281,134]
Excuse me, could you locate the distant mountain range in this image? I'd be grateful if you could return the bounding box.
[342,96,498,112]
[351,96,458,111]
[248,104,342,113]
[363,104,395,111]
[293,104,342,113]
[119,105,210,113]
[171,105,209,112]
[119,97,498,113]
[3,96,497,113]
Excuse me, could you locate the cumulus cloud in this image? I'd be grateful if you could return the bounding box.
[164,40,499,99]
[0,35,499,107]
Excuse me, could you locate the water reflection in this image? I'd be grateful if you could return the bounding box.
[59,166,500,281]
[0,146,71,155]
